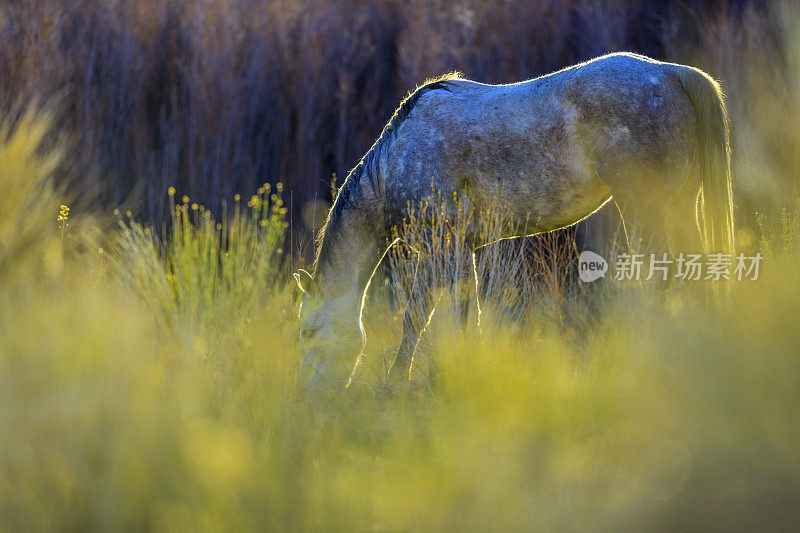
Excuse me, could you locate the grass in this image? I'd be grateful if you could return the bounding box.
[1,109,800,531]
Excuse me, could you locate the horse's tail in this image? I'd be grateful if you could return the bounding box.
[672,65,735,254]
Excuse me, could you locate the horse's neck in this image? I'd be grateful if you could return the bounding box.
[314,210,386,306]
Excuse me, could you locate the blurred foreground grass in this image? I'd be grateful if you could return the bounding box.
[2,113,800,531]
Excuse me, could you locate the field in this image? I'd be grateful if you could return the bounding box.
[2,1,800,531]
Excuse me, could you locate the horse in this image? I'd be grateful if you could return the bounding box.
[294,52,734,391]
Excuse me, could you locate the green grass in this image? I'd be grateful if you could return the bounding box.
[2,110,800,531]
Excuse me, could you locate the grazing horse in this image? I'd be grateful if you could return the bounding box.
[294,52,734,391]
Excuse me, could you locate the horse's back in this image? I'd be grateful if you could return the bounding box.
[382,53,697,236]
[383,67,600,233]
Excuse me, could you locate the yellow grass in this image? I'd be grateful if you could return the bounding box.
[1,106,800,530]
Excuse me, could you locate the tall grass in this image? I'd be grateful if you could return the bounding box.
[2,109,800,528]
[0,108,64,284]
[376,191,587,385]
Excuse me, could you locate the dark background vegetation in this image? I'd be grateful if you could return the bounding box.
[0,0,789,252]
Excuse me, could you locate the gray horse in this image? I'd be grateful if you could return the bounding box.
[294,52,734,390]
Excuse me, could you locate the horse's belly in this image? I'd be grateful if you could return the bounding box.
[503,173,611,235]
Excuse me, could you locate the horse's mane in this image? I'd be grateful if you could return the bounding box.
[313,72,463,276]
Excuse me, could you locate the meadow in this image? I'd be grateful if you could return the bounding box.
[2,0,800,531]
[2,105,800,530]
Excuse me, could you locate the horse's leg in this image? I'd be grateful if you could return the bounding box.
[613,190,670,254]
[387,253,438,384]
[387,245,478,384]
[600,163,685,254]
[453,249,480,329]
[604,165,692,294]
[666,180,704,255]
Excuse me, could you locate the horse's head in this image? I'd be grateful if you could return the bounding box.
[294,269,363,392]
